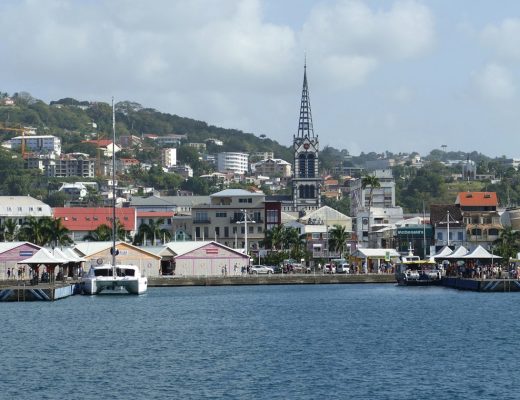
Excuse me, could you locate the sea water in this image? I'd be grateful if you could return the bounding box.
[0,284,517,400]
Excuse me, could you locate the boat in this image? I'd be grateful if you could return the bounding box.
[395,250,442,286]
[81,99,147,295]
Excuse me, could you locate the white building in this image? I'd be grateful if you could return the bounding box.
[0,195,53,225]
[11,135,61,155]
[217,152,249,174]
[161,148,177,168]
[349,169,396,217]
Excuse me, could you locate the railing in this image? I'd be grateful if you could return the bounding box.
[312,250,341,259]
[193,218,211,224]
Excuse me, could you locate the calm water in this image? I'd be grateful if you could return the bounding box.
[1,284,518,399]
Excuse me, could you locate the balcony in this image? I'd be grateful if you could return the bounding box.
[312,250,341,259]
[193,218,211,224]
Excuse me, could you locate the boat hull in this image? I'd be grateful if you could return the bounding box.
[82,276,147,295]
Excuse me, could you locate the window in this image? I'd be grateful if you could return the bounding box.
[257,226,262,233]
[224,227,229,237]
[267,210,278,224]
[195,211,208,222]
[216,212,227,218]
[241,227,245,234]
[249,226,253,234]
[457,232,463,241]
[437,232,443,241]
[233,226,237,234]
[215,227,220,236]
[448,232,453,240]
[203,227,209,238]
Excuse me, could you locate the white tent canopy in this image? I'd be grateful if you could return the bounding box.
[464,245,502,259]
[352,248,400,259]
[433,246,453,258]
[445,246,469,259]
[17,248,66,265]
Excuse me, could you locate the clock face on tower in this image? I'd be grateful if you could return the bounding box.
[303,143,310,150]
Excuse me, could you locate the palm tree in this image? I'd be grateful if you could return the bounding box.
[361,174,381,247]
[261,224,285,251]
[83,224,112,241]
[328,224,350,258]
[19,217,49,246]
[136,218,171,245]
[493,226,520,260]
[44,217,73,248]
[1,218,19,242]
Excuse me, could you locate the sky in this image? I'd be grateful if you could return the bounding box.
[2,0,520,158]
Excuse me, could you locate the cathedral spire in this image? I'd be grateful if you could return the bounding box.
[297,62,314,138]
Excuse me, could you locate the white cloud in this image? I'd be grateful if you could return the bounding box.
[481,18,520,60]
[473,63,516,100]
[301,0,434,87]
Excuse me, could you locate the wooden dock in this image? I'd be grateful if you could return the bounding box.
[0,282,78,302]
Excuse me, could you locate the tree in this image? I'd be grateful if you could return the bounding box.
[44,218,73,248]
[493,227,520,260]
[83,224,112,241]
[19,217,50,246]
[328,224,350,258]
[0,219,19,242]
[135,218,171,246]
[361,174,381,247]
[261,224,285,251]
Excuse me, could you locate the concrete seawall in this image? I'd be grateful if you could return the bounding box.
[149,274,396,287]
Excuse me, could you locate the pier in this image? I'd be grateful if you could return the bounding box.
[441,277,520,292]
[0,281,77,302]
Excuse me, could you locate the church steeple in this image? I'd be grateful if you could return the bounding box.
[296,62,315,139]
[292,63,321,214]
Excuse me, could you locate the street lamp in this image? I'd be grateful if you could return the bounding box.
[236,209,255,263]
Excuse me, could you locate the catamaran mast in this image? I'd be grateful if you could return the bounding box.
[111,98,117,271]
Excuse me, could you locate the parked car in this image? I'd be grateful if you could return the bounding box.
[273,265,284,274]
[336,263,350,274]
[250,265,274,274]
[324,263,336,274]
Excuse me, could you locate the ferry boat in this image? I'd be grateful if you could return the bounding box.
[395,251,442,286]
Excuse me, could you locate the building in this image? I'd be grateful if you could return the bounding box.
[217,152,249,174]
[73,241,161,277]
[161,148,177,168]
[52,207,137,242]
[349,169,401,247]
[205,138,223,146]
[159,241,249,277]
[430,204,465,251]
[252,158,292,178]
[25,153,95,178]
[81,139,120,158]
[0,196,52,226]
[58,183,88,199]
[0,242,42,280]
[252,151,275,161]
[292,64,321,213]
[170,164,193,179]
[190,189,268,251]
[11,135,61,155]
[129,195,210,216]
[455,191,502,250]
[119,135,142,149]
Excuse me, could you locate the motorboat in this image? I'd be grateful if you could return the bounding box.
[395,250,442,286]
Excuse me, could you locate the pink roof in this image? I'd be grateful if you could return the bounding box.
[53,207,136,231]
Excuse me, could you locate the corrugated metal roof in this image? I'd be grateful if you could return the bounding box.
[0,242,40,253]
[53,207,136,231]
[210,189,264,197]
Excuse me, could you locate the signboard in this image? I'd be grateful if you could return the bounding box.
[19,251,34,257]
[385,251,390,262]
[205,248,219,255]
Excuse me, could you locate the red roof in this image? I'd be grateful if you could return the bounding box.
[53,207,136,231]
[455,192,498,207]
[81,139,114,147]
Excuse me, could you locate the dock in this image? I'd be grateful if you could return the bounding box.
[0,281,78,302]
[441,277,520,292]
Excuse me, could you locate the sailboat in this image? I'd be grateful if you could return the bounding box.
[81,99,148,295]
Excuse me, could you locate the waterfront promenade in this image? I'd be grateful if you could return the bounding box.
[149,273,396,286]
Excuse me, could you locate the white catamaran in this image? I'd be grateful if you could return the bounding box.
[81,99,147,295]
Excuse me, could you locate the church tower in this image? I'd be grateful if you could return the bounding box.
[292,63,320,214]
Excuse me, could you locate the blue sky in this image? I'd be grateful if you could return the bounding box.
[2,0,520,157]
